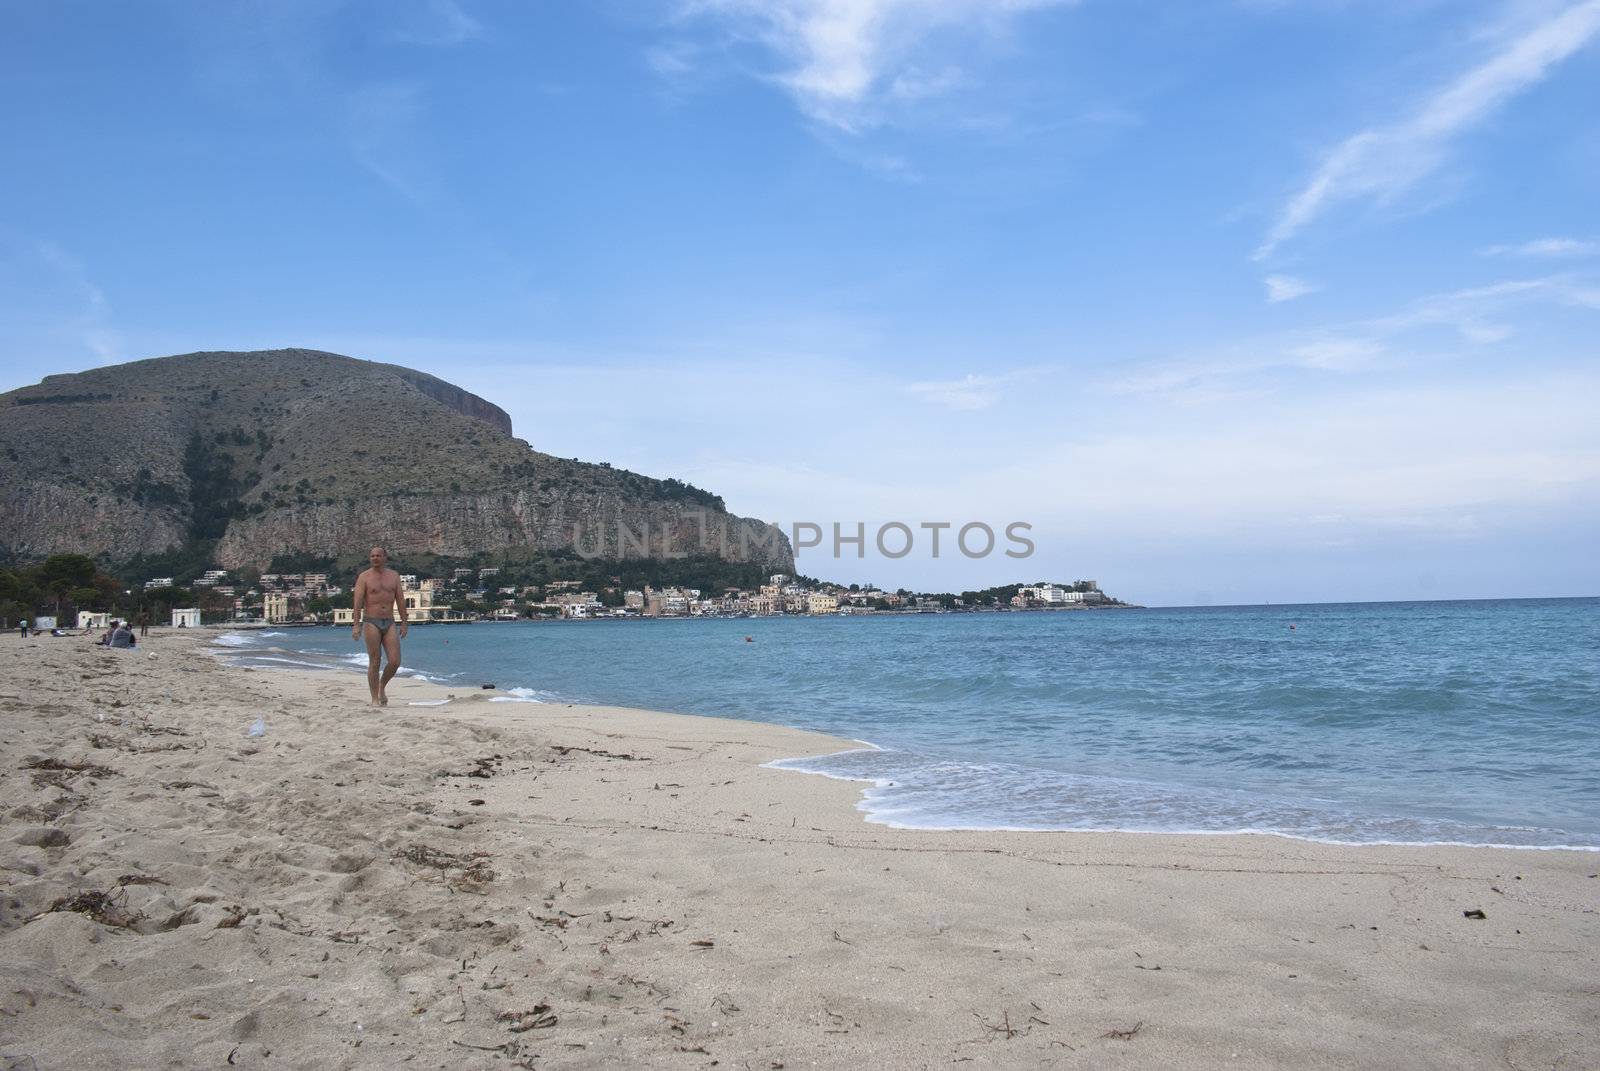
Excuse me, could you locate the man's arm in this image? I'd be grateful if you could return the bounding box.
[393,573,409,635]
[351,572,367,636]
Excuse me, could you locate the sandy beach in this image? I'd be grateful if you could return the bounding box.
[1,630,1596,1070]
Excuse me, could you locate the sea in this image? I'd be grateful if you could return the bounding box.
[213,598,1600,850]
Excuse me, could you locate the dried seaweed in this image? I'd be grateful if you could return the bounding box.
[1101,1020,1144,1041]
[498,1003,558,1032]
[49,887,143,929]
[395,843,496,891]
[551,745,647,761]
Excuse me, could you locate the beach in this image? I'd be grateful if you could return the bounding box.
[2,630,1596,1070]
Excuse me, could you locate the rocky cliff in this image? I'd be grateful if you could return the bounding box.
[0,349,792,572]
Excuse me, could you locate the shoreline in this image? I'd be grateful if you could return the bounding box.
[3,629,1597,1068]
[212,625,1600,853]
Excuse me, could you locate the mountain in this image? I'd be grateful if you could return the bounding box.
[0,349,792,575]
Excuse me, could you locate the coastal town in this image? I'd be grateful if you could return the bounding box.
[130,569,1122,625]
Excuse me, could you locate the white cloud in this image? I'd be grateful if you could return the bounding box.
[668,0,1068,131]
[1366,276,1600,342]
[30,242,124,366]
[346,82,433,203]
[906,372,1005,410]
[1264,274,1319,303]
[1106,274,1600,398]
[1258,1,1600,257]
[1482,236,1600,258]
[391,0,483,46]
[1283,338,1381,371]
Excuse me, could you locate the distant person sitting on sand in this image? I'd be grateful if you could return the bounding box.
[352,545,408,706]
[110,622,135,649]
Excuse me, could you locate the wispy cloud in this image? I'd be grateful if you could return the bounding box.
[34,242,123,365]
[346,82,434,203]
[906,372,1007,410]
[1258,1,1600,258]
[1264,274,1319,303]
[664,0,1069,132]
[1366,276,1600,342]
[1482,236,1599,258]
[391,0,483,46]
[1106,274,1600,399]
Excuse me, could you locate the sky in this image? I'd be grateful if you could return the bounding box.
[2,0,1598,605]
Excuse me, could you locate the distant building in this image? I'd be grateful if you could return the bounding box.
[78,611,111,630]
[264,593,291,623]
[807,592,838,614]
[645,591,689,617]
[145,577,174,589]
[171,608,201,628]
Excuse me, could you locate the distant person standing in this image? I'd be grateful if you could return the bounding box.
[138,613,148,638]
[352,545,408,706]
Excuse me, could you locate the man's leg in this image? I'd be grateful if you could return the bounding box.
[378,626,402,705]
[363,623,383,704]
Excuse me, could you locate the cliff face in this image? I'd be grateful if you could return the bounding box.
[211,493,789,571]
[0,349,792,571]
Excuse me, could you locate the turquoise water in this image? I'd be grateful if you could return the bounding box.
[219,599,1600,848]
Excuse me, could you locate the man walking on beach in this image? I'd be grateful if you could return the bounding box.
[352,546,408,706]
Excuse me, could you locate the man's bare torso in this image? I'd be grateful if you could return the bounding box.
[355,567,402,619]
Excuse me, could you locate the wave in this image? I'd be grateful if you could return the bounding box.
[768,746,1600,850]
[210,633,256,648]
[488,686,558,703]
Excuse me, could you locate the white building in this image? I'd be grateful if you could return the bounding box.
[145,577,174,590]
[264,593,291,623]
[77,611,111,630]
[171,608,202,628]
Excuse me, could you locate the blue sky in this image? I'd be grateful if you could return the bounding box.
[3,0,1598,605]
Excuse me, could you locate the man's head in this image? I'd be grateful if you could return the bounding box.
[369,546,388,568]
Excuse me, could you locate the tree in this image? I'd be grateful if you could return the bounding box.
[30,554,99,619]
